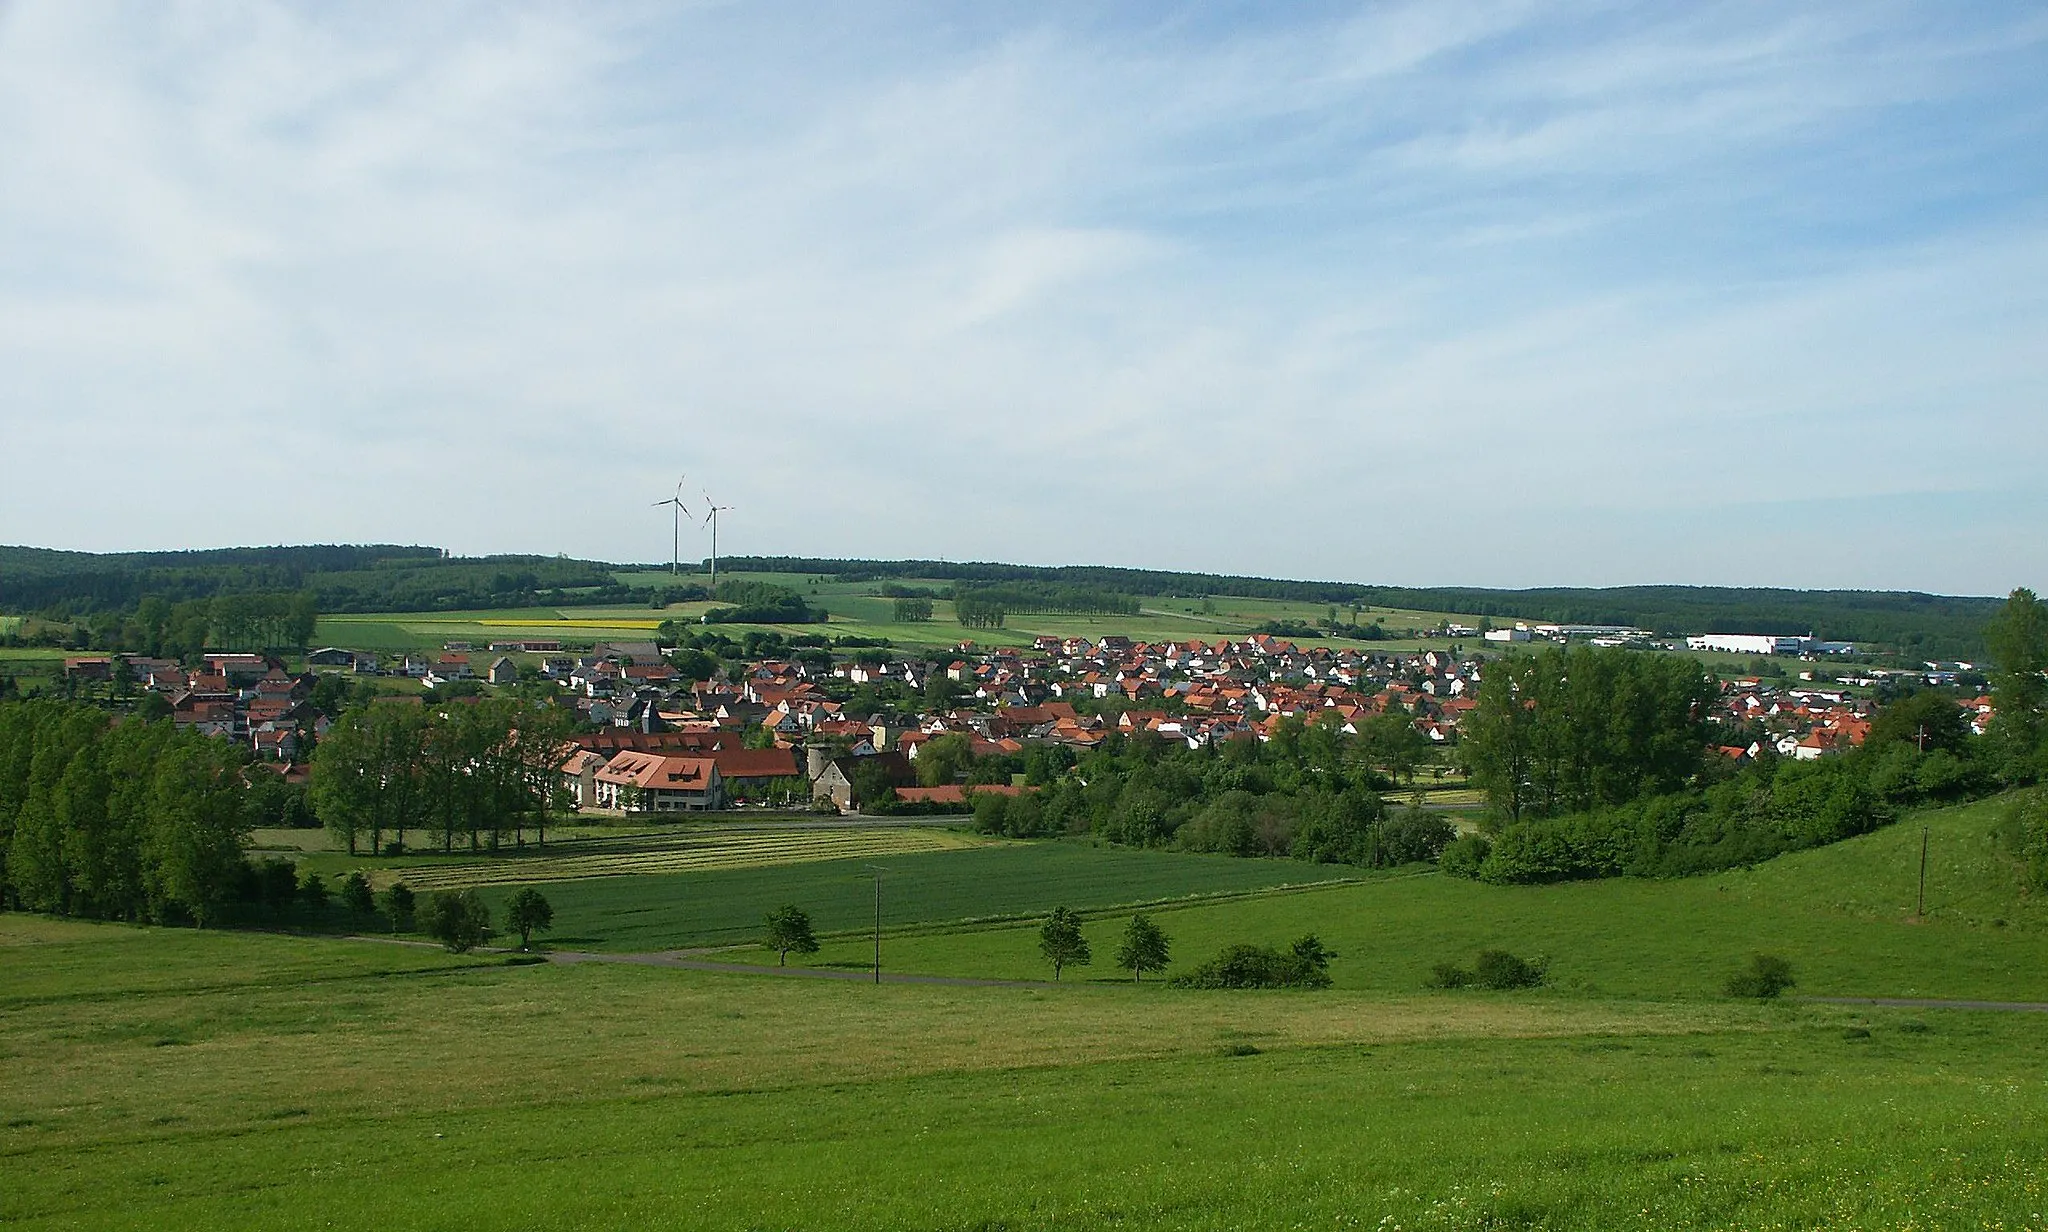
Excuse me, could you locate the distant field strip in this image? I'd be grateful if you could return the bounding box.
[1409,788,1486,806]
[385,828,985,890]
[473,619,664,629]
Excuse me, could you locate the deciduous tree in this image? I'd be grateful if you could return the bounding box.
[505,887,554,950]
[1113,913,1170,982]
[1038,906,1091,980]
[762,904,819,966]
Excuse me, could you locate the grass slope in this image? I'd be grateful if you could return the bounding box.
[784,795,2048,999]
[3,915,2044,1229]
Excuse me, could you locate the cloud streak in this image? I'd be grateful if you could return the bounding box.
[0,2,2043,594]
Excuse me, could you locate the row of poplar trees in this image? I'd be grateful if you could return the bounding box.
[308,697,575,856]
[0,700,251,924]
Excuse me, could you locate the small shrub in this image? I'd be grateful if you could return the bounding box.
[383,840,405,857]
[1724,953,1796,999]
[1424,961,1474,989]
[1218,1043,1261,1057]
[1897,1019,1930,1034]
[382,883,416,932]
[338,872,375,916]
[1427,949,1546,991]
[417,889,492,953]
[1439,834,1491,879]
[1473,949,1547,990]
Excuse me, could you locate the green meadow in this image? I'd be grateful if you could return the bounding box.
[4,910,2045,1229]
[777,795,2048,1000]
[6,794,2048,1228]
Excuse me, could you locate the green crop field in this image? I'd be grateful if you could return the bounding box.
[459,840,1367,951]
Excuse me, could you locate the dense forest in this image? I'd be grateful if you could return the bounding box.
[0,545,640,617]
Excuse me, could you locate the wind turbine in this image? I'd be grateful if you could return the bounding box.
[652,476,691,576]
[702,491,735,593]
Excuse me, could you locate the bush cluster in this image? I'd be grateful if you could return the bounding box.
[1723,954,1796,999]
[1453,746,1985,885]
[1426,949,1547,990]
[1169,935,1335,990]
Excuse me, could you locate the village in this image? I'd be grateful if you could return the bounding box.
[56,623,1994,818]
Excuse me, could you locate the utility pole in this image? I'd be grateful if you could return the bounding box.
[1917,826,1929,919]
[866,864,891,984]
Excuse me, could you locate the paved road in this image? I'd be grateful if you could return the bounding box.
[1799,996,2048,1014]
[547,949,1060,989]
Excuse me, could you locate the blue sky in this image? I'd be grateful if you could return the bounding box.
[1,2,2043,594]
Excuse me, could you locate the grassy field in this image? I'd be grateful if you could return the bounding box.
[778,795,2048,1001]
[475,841,1366,951]
[309,570,1511,655]
[9,791,2048,1226]
[366,827,990,892]
[4,911,2045,1229]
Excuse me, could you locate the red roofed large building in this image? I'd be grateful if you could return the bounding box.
[593,752,724,812]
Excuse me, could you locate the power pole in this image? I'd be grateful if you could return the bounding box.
[866,864,891,984]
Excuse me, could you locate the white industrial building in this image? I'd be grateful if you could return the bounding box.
[1686,634,1810,656]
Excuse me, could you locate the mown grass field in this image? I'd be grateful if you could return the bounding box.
[373,826,989,892]
[4,910,2046,1230]
[779,795,2048,1001]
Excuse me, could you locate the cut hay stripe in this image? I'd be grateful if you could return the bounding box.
[378,829,978,891]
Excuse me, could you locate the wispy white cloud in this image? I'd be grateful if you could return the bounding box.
[0,1,2043,592]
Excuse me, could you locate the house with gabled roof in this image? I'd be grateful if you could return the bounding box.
[594,751,723,812]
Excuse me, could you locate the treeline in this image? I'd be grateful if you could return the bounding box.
[1464,740,1984,883]
[309,698,576,855]
[896,719,1453,870]
[1255,618,1391,641]
[0,700,255,924]
[1367,585,2002,661]
[1456,588,2048,884]
[0,544,440,612]
[950,583,1139,629]
[302,558,627,613]
[708,556,2010,660]
[7,591,320,656]
[1462,647,1718,826]
[954,583,1139,618]
[0,544,637,619]
[700,580,826,624]
[719,556,1375,604]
